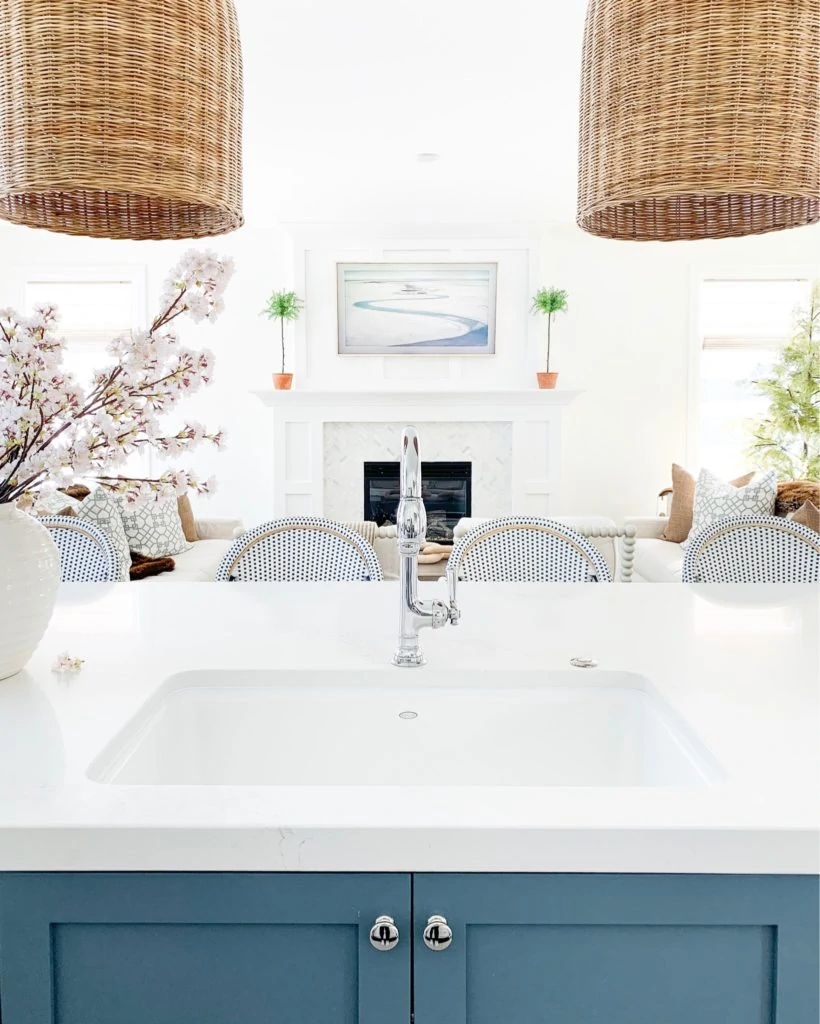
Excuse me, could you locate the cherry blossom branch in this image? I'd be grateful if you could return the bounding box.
[0,250,233,506]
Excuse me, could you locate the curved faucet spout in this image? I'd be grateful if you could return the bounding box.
[400,426,422,499]
[393,425,460,667]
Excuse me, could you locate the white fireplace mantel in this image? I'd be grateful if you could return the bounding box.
[252,389,582,519]
[253,389,582,409]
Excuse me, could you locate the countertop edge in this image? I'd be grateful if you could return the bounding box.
[1,826,818,875]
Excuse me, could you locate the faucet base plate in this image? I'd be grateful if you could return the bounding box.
[392,648,426,668]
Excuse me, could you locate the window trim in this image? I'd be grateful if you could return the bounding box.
[21,263,151,477]
[22,264,148,333]
[686,265,817,470]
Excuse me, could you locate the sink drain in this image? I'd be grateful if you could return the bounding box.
[570,657,598,669]
[398,710,418,720]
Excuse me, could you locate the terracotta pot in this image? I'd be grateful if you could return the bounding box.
[272,373,293,390]
[536,371,559,390]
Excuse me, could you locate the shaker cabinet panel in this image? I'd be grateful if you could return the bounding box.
[2,871,816,1024]
[413,873,819,1024]
[0,872,411,1024]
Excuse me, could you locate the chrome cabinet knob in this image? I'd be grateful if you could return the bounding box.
[369,915,400,951]
[423,914,453,951]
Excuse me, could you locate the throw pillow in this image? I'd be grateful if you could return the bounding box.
[119,496,192,558]
[32,490,83,517]
[686,468,778,547]
[792,500,820,533]
[76,488,131,581]
[775,480,820,517]
[663,464,754,543]
[177,494,199,543]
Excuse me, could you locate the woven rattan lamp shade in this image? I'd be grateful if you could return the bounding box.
[0,0,243,240]
[578,0,820,241]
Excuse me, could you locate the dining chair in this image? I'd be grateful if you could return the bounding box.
[214,516,384,581]
[682,514,820,583]
[446,516,613,583]
[40,516,122,582]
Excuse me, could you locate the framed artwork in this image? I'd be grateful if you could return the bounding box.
[337,262,497,355]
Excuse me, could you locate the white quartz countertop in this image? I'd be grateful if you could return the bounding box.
[0,582,817,874]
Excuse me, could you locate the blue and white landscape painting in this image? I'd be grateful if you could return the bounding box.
[337,263,497,355]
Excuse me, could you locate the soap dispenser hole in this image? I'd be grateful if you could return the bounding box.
[398,711,418,720]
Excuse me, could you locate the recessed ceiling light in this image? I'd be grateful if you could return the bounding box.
[417,152,441,163]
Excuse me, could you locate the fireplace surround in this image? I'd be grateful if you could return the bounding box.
[253,389,582,521]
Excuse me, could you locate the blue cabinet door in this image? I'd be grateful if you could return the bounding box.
[413,873,819,1024]
[0,873,411,1024]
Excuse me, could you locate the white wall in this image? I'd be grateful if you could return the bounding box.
[2,211,818,528]
[548,222,820,521]
[287,220,820,523]
[290,223,542,389]
[0,182,294,529]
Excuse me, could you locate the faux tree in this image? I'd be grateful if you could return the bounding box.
[261,290,304,375]
[746,282,820,481]
[0,250,232,507]
[531,287,568,372]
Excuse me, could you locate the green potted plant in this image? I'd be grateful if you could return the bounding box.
[746,281,820,480]
[531,286,568,389]
[261,289,304,390]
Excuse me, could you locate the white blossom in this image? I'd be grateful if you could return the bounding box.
[0,251,232,506]
[52,652,84,674]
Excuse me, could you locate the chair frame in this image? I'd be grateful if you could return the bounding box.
[682,514,820,583]
[40,515,122,582]
[215,516,384,582]
[447,516,613,583]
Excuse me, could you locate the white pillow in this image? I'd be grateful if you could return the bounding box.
[77,488,131,581]
[686,468,778,547]
[119,496,192,558]
[32,490,83,516]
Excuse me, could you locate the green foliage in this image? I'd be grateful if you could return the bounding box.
[530,286,569,372]
[261,290,304,323]
[746,282,820,481]
[261,290,304,373]
[530,287,568,317]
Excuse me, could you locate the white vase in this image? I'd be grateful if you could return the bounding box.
[0,504,61,680]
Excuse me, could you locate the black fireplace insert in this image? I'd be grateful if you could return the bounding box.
[363,461,472,542]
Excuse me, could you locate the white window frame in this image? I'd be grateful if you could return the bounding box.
[21,263,150,476]
[22,264,147,335]
[686,264,818,470]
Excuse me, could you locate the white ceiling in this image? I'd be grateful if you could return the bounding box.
[239,0,588,223]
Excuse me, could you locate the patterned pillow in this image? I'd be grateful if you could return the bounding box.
[662,464,754,543]
[119,497,192,558]
[686,469,777,547]
[32,490,83,517]
[76,488,131,581]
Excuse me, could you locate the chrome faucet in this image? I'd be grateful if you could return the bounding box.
[393,426,460,667]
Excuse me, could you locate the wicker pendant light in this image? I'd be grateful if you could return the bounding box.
[0,0,243,240]
[578,0,820,241]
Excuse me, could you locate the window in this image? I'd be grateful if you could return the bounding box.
[694,274,815,478]
[24,268,145,384]
[24,266,148,475]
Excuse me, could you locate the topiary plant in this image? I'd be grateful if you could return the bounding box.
[261,290,304,374]
[531,286,568,372]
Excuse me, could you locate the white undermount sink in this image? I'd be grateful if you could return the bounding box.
[88,670,722,787]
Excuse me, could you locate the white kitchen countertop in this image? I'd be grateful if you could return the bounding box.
[0,581,817,874]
